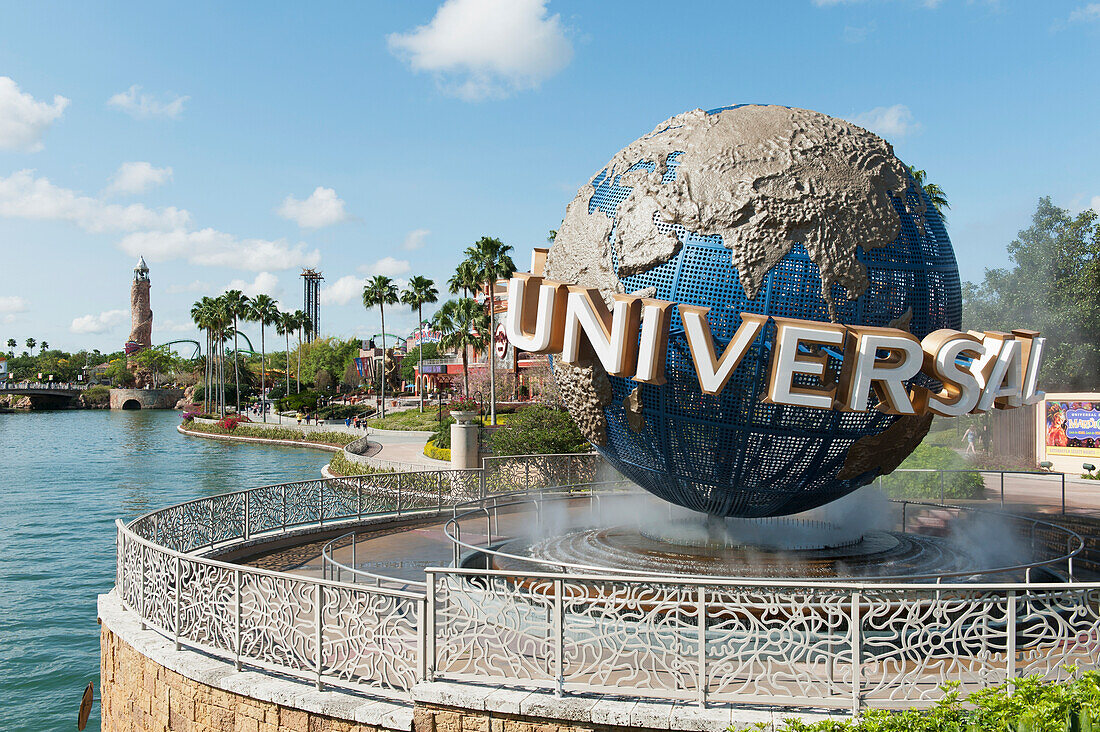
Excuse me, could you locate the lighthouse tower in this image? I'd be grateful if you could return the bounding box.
[129,256,152,354]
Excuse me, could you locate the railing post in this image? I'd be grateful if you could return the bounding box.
[282,483,287,533]
[1061,473,1066,515]
[318,480,324,526]
[417,595,428,681]
[234,568,242,671]
[174,558,182,650]
[939,471,945,505]
[139,544,146,630]
[437,473,443,509]
[479,469,486,500]
[351,534,357,581]
[243,491,250,541]
[553,577,564,696]
[315,583,323,690]
[1000,472,1005,508]
[397,474,403,516]
[851,591,861,716]
[209,500,216,548]
[525,461,531,492]
[426,573,437,680]
[1006,590,1017,687]
[697,586,707,708]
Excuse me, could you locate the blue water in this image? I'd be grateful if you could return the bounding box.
[0,409,330,731]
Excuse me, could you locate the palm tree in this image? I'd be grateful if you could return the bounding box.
[401,276,439,412]
[248,294,280,422]
[190,298,214,413]
[40,341,48,353]
[276,311,295,398]
[447,259,479,299]
[25,337,35,351]
[464,236,516,425]
[291,310,310,393]
[908,166,950,223]
[362,275,399,417]
[221,289,250,413]
[433,298,489,398]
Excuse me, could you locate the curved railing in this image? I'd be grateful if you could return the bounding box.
[114,460,1100,712]
[114,454,605,698]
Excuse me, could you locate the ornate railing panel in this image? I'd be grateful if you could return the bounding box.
[428,568,1100,711]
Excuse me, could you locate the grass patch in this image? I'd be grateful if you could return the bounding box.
[880,442,986,500]
[367,408,450,431]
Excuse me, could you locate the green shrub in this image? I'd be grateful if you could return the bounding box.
[181,420,356,447]
[734,672,1100,732]
[278,390,321,413]
[879,443,985,500]
[424,439,451,461]
[326,452,393,477]
[489,405,590,456]
[81,385,110,406]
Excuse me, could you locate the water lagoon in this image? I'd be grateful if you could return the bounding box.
[0,409,329,731]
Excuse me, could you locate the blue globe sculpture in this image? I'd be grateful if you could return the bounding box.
[545,105,961,518]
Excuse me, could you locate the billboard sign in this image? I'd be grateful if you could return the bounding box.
[0,357,7,382]
[1045,400,1100,457]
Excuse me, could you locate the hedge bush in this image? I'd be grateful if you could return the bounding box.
[182,420,357,447]
[735,672,1100,732]
[424,439,451,461]
[489,404,589,456]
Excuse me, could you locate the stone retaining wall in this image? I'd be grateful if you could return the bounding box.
[110,388,184,410]
[99,592,408,732]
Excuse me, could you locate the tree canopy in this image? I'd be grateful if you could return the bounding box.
[964,197,1099,390]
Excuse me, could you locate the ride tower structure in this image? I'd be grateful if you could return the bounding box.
[301,268,323,343]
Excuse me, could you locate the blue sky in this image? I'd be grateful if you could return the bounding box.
[1,0,1098,352]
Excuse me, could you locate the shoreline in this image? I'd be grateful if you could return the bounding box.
[176,423,346,453]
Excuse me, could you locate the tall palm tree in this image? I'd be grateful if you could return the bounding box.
[190,298,215,413]
[209,296,233,417]
[40,341,48,353]
[6,338,15,350]
[464,236,516,425]
[221,289,250,413]
[433,298,489,398]
[291,310,310,393]
[276,311,295,398]
[908,166,950,223]
[447,259,479,299]
[249,294,280,422]
[25,338,35,351]
[401,276,439,412]
[362,275,399,417]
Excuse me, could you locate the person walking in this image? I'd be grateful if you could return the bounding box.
[963,426,978,455]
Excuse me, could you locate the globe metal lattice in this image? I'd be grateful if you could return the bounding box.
[578,106,962,518]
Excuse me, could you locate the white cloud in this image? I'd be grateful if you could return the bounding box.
[157,319,196,334]
[71,309,128,334]
[104,162,173,196]
[321,275,365,306]
[0,295,29,314]
[166,280,211,294]
[402,228,431,250]
[1069,4,1100,22]
[119,229,320,272]
[224,272,280,298]
[0,77,69,152]
[850,104,921,139]
[0,170,190,233]
[277,186,349,229]
[107,85,188,119]
[359,256,411,278]
[388,0,573,101]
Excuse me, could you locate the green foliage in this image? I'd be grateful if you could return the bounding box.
[401,342,440,382]
[297,338,361,389]
[278,390,321,413]
[489,404,589,456]
[964,197,1099,390]
[104,360,136,388]
[738,673,1100,732]
[314,403,371,420]
[81,385,111,406]
[326,452,394,477]
[183,419,357,446]
[879,442,985,499]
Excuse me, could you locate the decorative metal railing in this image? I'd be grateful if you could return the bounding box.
[113,459,1100,713]
[427,567,1100,713]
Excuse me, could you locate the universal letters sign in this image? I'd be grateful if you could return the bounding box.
[504,250,1045,417]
